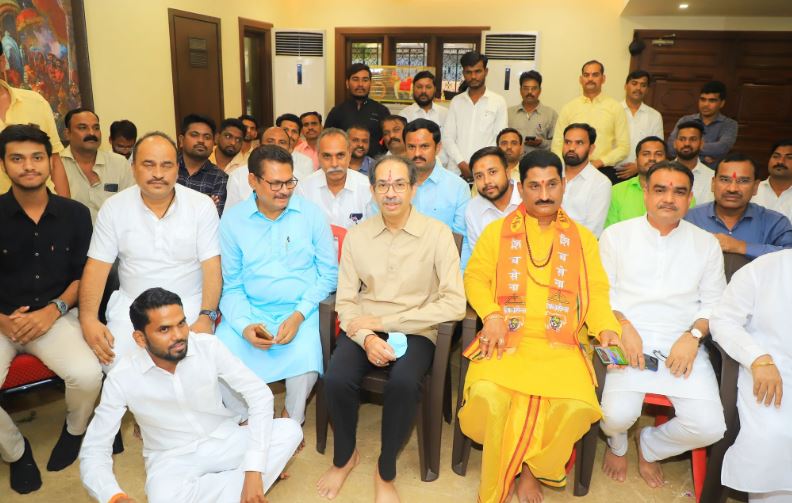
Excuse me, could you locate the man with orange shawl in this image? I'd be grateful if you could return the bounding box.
[460,150,622,503]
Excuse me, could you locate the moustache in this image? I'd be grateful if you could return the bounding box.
[147,178,167,185]
[169,340,187,351]
[326,167,345,175]
[412,156,426,163]
[658,203,678,210]
[387,138,402,145]
[535,199,555,205]
[383,197,401,204]
[83,135,99,142]
[773,163,788,170]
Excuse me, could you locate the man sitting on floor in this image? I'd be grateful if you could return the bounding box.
[460,150,621,503]
[599,161,726,488]
[79,288,302,503]
[317,155,466,502]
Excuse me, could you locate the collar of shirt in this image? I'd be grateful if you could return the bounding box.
[367,206,428,238]
[692,112,724,125]
[131,336,198,375]
[621,100,650,115]
[572,162,598,182]
[461,88,496,105]
[317,169,362,194]
[132,184,183,219]
[759,178,792,197]
[479,180,522,213]
[423,160,447,186]
[242,191,305,220]
[705,200,756,224]
[516,102,544,116]
[0,80,22,105]
[61,146,109,168]
[178,154,217,178]
[0,188,62,219]
[640,213,686,238]
[578,93,605,105]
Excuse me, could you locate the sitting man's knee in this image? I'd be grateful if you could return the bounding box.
[679,401,726,445]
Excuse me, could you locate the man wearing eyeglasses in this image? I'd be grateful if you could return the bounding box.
[685,153,792,260]
[318,155,465,502]
[216,144,338,428]
[209,118,246,174]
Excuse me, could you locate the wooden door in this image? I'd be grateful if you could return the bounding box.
[631,30,792,178]
[169,9,224,134]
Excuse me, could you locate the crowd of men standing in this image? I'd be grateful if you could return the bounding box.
[1,43,791,503]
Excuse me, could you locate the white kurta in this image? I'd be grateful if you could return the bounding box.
[753,179,792,223]
[599,217,726,399]
[88,185,220,359]
[710,249,792,493]
[295,168,372,228]
[691,160,714,205]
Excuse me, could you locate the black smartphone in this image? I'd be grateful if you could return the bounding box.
[643,354,659,372]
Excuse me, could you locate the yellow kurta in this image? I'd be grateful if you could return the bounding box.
[460,213,619,502]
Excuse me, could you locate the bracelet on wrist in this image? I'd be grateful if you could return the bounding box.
[483,313,504,323]
[752,360,776,369]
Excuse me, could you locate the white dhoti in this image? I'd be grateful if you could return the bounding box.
[600,341,725,460]
[105,290,202,368]
[144,419,302,503]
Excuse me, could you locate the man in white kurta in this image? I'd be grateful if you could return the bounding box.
[295,128,371,229]
[710,250,792,503]
[673,120,714,205]
[79,288,302,503]
[598,161,726,487]
[560,123,612,237]
[79,133,221,368]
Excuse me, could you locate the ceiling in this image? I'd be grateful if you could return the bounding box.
[621,0,792,17]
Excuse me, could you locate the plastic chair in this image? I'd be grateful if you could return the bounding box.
[331,224,347,263]
[643,393,707,502]
[1,354,60,395]
[451,315,607,496]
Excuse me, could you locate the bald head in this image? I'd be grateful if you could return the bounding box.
[261,126,291,152]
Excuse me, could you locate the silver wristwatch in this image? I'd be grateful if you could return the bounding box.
[48,299,68,317]
[689,327,704,341]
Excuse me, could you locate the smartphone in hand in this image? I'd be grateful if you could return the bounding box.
[595,345,629,366]
[254,324,275,340]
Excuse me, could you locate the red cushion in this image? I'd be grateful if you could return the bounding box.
[1,354,57,391]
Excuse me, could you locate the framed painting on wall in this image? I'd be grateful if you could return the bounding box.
[0,0,92,138]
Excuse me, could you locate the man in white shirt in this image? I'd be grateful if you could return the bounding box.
[710,250,791,503]
[226,127,313,209]
[277,114,315,177]
[79,288,302,503]
[673,120,714,205]
[78,132,222,368]
[399,70,450,169]
[561,123,612,237]
[599,161,726,488]
[617,71,664,181]
[296,128,371,228]
[444,51,508,179]
[753,139,792,221]
[462,146,522,265]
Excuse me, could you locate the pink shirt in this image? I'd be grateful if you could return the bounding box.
[294,141,319,170]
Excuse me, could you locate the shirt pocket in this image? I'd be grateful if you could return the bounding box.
[478,109,497,132]
[170,228,200,262]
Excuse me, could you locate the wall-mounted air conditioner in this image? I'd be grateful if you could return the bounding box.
[272,29,326,119]
[481,31,540,106]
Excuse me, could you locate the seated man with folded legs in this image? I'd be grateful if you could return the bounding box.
[710,250,792,503]
[599,160,727,488]
[317,155,466,502]
[79,288,302,503]
[216,145,338,426]
[0,124,102,493]
[461,150,621,503]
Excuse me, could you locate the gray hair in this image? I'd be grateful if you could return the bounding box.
[368,154,417,186]
[317,127,349,150]
[132,131,177,159]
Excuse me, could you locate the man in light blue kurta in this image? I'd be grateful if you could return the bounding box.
[216,145,338,425]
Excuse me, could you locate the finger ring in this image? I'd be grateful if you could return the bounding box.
[376,359,381,365]
[479,337,490,343]
[496,339,505,346]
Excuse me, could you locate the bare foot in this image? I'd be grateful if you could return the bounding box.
[374,469,400,503]
[602,447,628,482]
[515,463,543,503]
[317,449,359,499]
[636,429,664,488]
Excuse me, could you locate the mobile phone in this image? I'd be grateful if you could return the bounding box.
[255,325,275,340]
[643,354,659,372]
[595,346,629,366]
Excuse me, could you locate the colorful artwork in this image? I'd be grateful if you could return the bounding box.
[0,0,89,137]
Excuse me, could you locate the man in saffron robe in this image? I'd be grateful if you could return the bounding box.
[460,150,621,503]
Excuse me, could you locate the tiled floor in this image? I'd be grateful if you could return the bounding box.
[1,352,744,502]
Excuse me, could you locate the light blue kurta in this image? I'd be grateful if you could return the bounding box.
[216,193,338,382]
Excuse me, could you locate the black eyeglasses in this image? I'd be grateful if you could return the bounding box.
[254,175,298,191]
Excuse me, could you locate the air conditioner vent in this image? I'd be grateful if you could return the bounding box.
[275,31,324,57]
[483,33,537,61]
